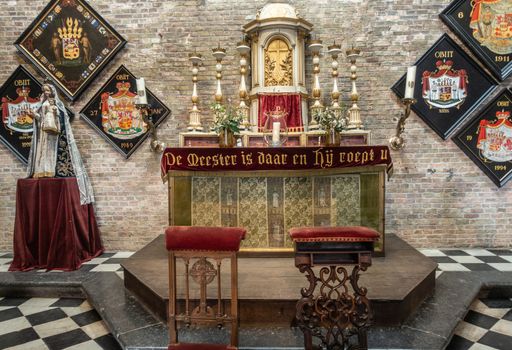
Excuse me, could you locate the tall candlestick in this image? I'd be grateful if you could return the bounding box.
[188,52,203,131]
[404,66,417,99]
[236,40,251,130]
[212,45,226,104]
[346,46,362,129]
[272,121,280,144]
[308,39,324,130]
[136,78,147,105]
[327,42,343,118]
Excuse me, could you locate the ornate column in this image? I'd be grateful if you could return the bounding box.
[346,46,362,129]
[212,44,226,105]
[188,51,203,131]
[308,39,323,130]
[251,33,259,88]
[236,39,251,130]
[327,42,342,118]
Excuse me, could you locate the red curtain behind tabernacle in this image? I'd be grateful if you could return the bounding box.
[9,178,103,271]
[258,94,302,130]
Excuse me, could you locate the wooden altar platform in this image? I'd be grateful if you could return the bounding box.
[122,233,436,327]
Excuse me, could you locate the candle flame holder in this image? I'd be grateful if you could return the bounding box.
[262,117,289,147]
[389,98,417,151]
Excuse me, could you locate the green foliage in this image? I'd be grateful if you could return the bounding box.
[312,107,347,132]
[209,102,244,134]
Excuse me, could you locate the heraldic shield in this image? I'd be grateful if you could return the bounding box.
[454,89,512,188]
[80,65,170,158]
[422,59,468,109]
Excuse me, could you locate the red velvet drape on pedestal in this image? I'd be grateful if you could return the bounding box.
[258,94,302,130]
[9,178,103,271]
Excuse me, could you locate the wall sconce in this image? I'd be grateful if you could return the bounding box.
[389,97,416,151]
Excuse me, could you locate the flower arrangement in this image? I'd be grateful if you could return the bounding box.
[312,107,347,132]
[209,102,244,134]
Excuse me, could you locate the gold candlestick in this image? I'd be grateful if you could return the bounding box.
[389,98,417,151]
[327,41,342,118]
[188,51,203,131]
[346,46,362,129]
[236,40,251,130]
[308,39,323,130]
[212,44,226,104]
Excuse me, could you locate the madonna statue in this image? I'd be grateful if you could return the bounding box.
[26,83,94,204]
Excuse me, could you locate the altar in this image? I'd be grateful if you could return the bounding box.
[162,146,391,255]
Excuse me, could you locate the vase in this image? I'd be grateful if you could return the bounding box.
[219,129,235,148]
[325,128,340,146]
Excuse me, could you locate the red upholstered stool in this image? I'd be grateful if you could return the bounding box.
[289,226,380,350]
[166,226,246,350]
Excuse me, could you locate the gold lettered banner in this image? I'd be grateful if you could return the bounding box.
[161,146,393,178]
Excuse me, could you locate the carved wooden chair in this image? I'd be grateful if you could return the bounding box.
[289,226,380,350]
[165,226,246,350]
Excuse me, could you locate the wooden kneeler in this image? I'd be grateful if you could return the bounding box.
[289,226,380,350]
[165,226,246,350]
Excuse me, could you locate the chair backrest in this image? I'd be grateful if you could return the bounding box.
[166,226,246,349]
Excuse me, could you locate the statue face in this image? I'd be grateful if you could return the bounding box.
[42,85,53,98]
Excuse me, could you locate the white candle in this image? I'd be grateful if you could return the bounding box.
[136,78,148,105]
[404,66,416,99]
[272,122,280,144]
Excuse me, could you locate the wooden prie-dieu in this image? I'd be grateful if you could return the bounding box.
[289,226,380,350]
[165,226,247,349]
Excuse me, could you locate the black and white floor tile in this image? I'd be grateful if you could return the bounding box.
[446,297,512,350]
[0,296,121,350]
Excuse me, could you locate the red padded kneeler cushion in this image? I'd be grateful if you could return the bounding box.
[289,226,380,243]
[165,226,246,252]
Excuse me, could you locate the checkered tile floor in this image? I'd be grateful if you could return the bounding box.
[419,248,512,279]
[0,252,132,279]
[0,252,132,349]
[0,297,121,350]
[1,249,511,349]
[447,297,512,350]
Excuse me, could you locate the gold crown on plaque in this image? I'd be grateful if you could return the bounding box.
[57,17,83,39]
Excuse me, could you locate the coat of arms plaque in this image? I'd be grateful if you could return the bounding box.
[392,34,497,140]
[453,89,512,188]
[80,65,170,158]
[14,0,127,101]
[440,0,512,81]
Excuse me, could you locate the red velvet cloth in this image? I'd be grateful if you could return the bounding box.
[9,178,103,271]
[165,226,246,252]
[258,94,302,129]
[168,343,231,350]
[289,226,380,242]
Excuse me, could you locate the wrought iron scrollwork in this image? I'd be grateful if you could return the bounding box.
[296,264,372,350]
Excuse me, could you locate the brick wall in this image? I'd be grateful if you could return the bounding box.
[1,0,511,251]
